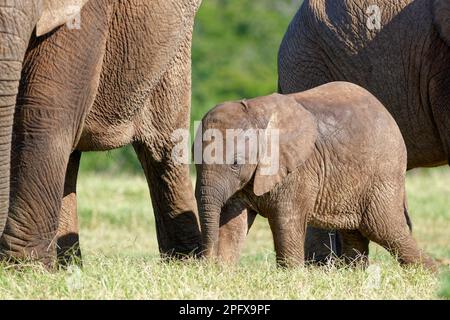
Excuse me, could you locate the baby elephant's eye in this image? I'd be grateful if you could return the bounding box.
[231,159,240,171]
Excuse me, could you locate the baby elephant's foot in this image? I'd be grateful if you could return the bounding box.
[399,251,438,273]
[367,229,438,273]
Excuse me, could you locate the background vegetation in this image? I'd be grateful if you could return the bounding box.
[80,0,301,174]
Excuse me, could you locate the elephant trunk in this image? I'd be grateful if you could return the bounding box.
[196,180,230,259]
[0,2,41,234]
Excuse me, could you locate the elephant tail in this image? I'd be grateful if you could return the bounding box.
[403,192,413,233]
[404,206,413,233]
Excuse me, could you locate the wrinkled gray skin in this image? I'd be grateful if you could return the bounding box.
[278,0,450,263]
[0,0,202,267]
[196,82,436,271]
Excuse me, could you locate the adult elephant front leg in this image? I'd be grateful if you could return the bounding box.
[0,3,109,266]
[0,114,75,266]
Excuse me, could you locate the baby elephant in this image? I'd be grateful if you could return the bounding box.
[195,81,435,270]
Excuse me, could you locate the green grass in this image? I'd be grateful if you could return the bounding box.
[441,273,450,299]
[0,168,449,299]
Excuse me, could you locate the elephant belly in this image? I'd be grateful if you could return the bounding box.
[75,0,198,152]
[76,119,136,152]
[308,207,363,231]
[307,175,366,231]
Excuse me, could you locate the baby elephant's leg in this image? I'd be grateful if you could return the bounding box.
[268,204,309,268]
[339,230,370,267]
[369,228,436,272]
[362,192,437,272]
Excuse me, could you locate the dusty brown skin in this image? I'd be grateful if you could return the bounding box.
[196,82,436,270]
[278,0,450,263]
[0,0,202,266]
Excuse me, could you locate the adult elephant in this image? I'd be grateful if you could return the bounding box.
[0,0,202,266]
[278,0,450,263]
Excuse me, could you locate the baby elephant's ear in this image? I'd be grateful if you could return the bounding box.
[433,0,450,46]
[253,94,318,196]
[36,0,90,37]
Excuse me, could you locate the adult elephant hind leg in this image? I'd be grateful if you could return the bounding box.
[304,227,342,265]
[133,141,201,259]
[339,230,369,267]
[56,151,82,267]
[429,69,450,168]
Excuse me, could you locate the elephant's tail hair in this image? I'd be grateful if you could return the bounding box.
[404,206,413,233]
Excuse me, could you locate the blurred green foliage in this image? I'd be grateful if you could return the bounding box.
[191,0,301,122]
[80,0,301,174]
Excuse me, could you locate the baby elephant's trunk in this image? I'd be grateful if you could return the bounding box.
[196,184,226,258]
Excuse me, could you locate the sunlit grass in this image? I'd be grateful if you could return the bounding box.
[440,273,450,299]
[0,257,440,300]
[0,168,448,299]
